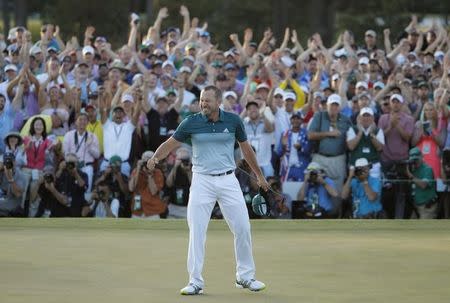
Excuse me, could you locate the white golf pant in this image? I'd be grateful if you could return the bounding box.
[187,172,255,288]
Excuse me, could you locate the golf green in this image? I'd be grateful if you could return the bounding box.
[0,219,449,303]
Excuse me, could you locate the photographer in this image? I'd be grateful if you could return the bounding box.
[0,153,26,217]
[129,151,166,219]
[342,158,383,218]
[297,162,338,218]
[36,166,70,217]
[94,155,129,217]
[54,153,88,217]
[267,177,291,219]
[406,148,437,219]
[165,147,192,218]
[82,182,119,218]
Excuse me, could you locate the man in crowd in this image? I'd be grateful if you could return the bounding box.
[63,113,100,192]
[297,162,339,218]
[0,153,26,216]
[243,101,275,177]
[165,147,192,218]
[342,158,383,218]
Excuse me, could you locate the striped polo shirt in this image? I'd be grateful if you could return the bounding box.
[173,109,247,175]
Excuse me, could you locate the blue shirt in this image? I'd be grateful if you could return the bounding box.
[173,109,247,175]
[351,176,382,217]
[305,177,335,211]
[0,105,15,153]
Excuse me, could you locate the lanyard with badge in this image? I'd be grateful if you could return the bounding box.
[249,121,261,152]
[113,123,124,140]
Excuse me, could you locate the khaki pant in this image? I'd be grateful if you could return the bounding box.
[413,202,437,219]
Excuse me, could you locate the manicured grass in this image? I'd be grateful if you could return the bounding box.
[0,219,449,303]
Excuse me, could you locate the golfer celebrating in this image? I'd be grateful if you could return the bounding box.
[147,85,269,295]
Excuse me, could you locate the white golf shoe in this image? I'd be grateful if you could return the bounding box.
[180,283,203,295]
[235,279,266,292]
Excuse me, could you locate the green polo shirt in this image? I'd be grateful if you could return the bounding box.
[412,162,437,205]
[173,109,247,175]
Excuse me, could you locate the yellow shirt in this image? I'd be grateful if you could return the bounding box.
[87,120,104,154]
[279,79,306,110]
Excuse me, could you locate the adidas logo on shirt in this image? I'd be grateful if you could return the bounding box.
[223,128,229,133]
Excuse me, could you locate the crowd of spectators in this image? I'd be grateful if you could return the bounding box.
[0,7,450,219]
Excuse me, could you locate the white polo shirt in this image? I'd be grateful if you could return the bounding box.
[244,118,273,166]
[103,120,135,161]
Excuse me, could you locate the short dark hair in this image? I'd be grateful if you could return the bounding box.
[97,181,110,189]
[202,85,222,101]
[29,117,48,139]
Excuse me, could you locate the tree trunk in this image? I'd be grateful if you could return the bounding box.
[14,0,26,27]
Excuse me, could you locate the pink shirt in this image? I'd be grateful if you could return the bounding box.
[378,112,415,162]
[63,130,100,164]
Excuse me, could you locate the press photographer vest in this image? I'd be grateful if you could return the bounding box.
[349,126,380,165]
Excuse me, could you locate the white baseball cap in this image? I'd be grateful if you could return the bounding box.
[307,162,321,171]
[179,66,192,73]
[4,64,18,72]
[373,81,385,89]
[356,81,368,90]
[359,57,369,65]
[334,48,348,58]
[162,60,175,69]
[274,87,284,97]
[29,45,42,56]
[327,94,341,105]
[256,83,270,91]
[121,93,134,103]
[365,30,377,37]
[331,73,340,81]
[182,55,195,63]
[283,92,296,101]
[390,94,404,103]
[360,107,374,116]
[223,91,238,100]
[355,158,370,168]
[82,45,95,56]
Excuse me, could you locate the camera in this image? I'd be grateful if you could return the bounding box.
[308,170,318,184]
[44,173,54,183]
[355,167,365,177]
[422,121,431,136]
[3,154,14,170]
[66,162,76,170]
[181,159,191,166]
[88,92,98,100]
[98,190,107,200]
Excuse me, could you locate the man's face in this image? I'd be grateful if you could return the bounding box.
[200,89,220,117]
[290,116,302,129]
[86,108,97,122]
[113,109,125,123]
[364,34,375,47]
[256,88,269,100]
[0,96,5,111]
[308,60,318,73]
[144,72,158,88]
[327,103,340,116]
[360,113,373,127]
[358,96,370,108]
[156,100,169,115]
[247,105,259,120]
[285,99,295,112]
[390,99,402,112]
[108,69,122,83]
[418,87,429,98]
[215,79,229,91]
[5,70,17,81]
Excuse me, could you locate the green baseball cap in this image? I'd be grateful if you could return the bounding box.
[409,147,422,160]
[109,155,122,166]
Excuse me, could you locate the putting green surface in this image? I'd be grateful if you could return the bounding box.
[1,219,450,303]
